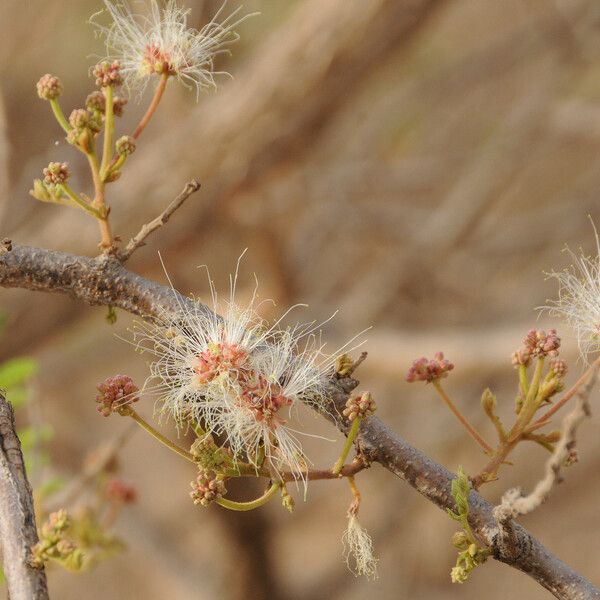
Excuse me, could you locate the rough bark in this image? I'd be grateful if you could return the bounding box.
[1,244,599,600]
[0,390,48,600]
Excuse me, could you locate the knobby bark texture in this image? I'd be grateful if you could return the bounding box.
[1,244,599,600]
[0,390,48,600]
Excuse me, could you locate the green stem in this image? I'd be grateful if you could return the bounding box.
[61,184,102,218]
[105,154,126,181]
[100,85,114,178]
[529,358,600,431]
[127,408,195,463]
[510,358,545,439]
[49,99,71,134]
[216,483,280,511]
[332,417,362,475]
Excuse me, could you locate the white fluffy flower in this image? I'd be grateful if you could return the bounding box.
[133,265,336,482]
[342,514,379,580]
[91,0,253,96]
[544,232,600,362]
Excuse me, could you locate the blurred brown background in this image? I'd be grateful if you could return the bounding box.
[2,0,600,598]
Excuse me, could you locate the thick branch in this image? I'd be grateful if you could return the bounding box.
[0,391,48,599]
[1,244,599,599]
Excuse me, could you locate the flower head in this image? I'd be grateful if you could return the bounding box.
[91,0,254,98]
[43,162,70,185]
[93,60,124,87]
[544,237,600,362]
[96,374,139,416]
[343,391,376,422]
[190,471,226,506]
[36,74,63,100]
[132,263,336,482]
[406,352,454,383]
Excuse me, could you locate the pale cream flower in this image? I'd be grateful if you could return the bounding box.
[92,0,255,97]
[133,260,336,483]
[544,228,600,362]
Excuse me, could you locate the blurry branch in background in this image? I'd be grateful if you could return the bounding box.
[0,391,49,600]
[1,244,599,600]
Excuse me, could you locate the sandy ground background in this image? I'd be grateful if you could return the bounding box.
[2,0,600,598]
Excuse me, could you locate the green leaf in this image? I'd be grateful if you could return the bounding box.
[5,387,28,409]
[0,358,38,389]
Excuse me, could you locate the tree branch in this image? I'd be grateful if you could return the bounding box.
[0,390,49,600]
[1,244,599,599]
[119,180,201,262]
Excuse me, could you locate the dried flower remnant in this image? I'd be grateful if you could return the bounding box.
[405,352,454,383]
[545,235,600,362]
[91,0,256,97]
[342,503,378,580]
[96,374,139,416]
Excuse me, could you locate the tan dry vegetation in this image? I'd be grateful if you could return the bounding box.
[2,0,600,598]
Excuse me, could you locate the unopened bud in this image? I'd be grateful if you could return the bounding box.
[343,391,376,422]
[116,135,136,156]
[480,388,496,417]
[86,91,105,113]
[36,74,63,100]
[335,354,354,377]
[93,60,123,88]
[42,162,69,185]
[113,96,128,117]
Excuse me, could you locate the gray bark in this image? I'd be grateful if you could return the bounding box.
[1,244,599,600]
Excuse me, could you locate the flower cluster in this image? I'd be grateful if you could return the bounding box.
[511,329,561,367]
[31,510,84,572]
[91,0,255,97]
[406,352,454,383]
[92,60,124,87]
[133,272,334,481]
[190,472,226,507]
[43,162,70,185]
[96,374,139,416]
[343,391,376,422]
[36,74,63,100]
[105,477,138,504]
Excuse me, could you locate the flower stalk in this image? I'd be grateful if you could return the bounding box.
[124,407,196,464]
[216,482,280,512]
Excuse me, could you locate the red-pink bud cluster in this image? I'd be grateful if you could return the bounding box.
[523,328,561,358]
[405,352,454,383]
[106,477,138,504]
[513,329,561,368]
[96,375,139,417]
[190,473,226,507]
[36,74,63,100]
